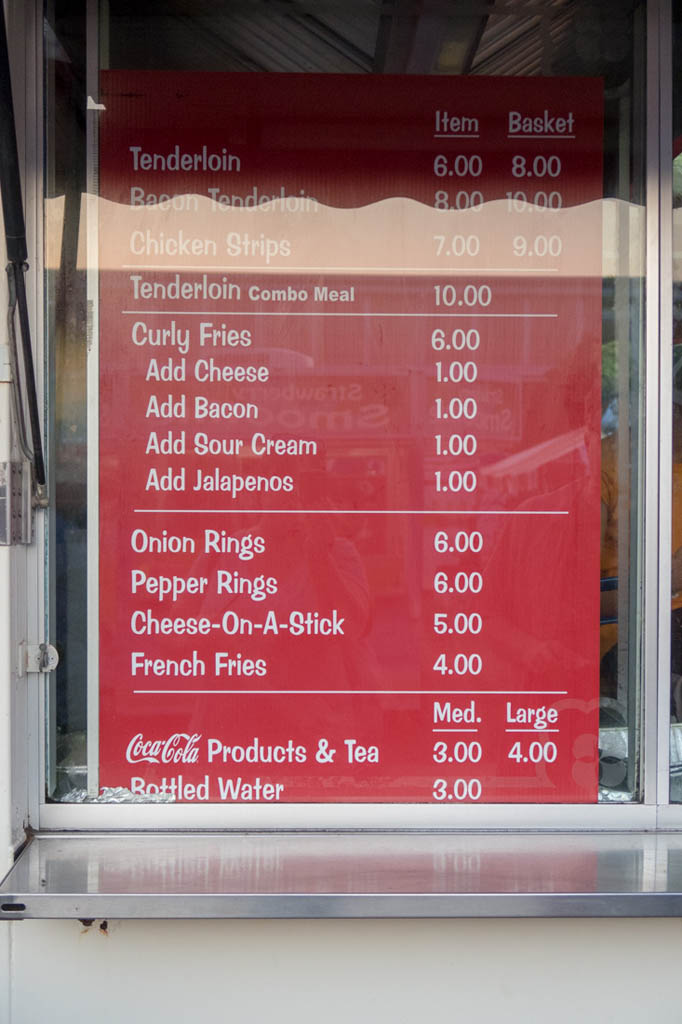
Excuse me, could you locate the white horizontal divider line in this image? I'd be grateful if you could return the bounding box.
[507,133,576,139]
[121,265,560,274]
[133,689,569,695]
[121,310,559,318]
[132,508,570,515]
[432,728,479,733]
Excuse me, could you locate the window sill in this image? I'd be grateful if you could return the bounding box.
[2,830,682,919]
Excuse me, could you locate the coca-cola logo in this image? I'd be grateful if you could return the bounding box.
[125,732,201,765]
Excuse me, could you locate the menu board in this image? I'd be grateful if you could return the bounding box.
[96,72,603,804]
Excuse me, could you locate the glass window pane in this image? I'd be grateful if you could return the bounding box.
[45,0,647,807]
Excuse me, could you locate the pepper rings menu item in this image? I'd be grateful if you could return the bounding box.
[97,72,603,803]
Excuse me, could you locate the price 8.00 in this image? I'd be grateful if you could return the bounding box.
[434,189,484,211]
[512,154,561,178]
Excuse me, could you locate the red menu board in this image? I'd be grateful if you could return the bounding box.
[96,72,603,804]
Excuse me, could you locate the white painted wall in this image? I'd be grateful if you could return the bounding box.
[2,917,682,1023]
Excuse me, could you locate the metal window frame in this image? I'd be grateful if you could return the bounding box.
[24,0,682,834]
[85,0,101,800]
[654,0,675,807]
[2,0,46,850]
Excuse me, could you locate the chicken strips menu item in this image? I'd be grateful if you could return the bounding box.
[95,72,603,803]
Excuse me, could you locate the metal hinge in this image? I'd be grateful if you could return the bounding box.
[19,643,59,675]
[0,342,12,381]
[0,461,32,544]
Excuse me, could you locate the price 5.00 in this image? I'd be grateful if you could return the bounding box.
[434,612,482,635]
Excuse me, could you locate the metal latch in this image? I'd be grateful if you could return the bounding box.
[20,643,59,675]
[0,461,32,544]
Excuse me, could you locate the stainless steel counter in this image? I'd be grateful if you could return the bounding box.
[3,830,682,918]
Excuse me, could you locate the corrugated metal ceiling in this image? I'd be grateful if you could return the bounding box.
[105,0,584,76]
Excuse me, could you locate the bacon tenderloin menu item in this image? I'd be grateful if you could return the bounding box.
[97,72,603,803]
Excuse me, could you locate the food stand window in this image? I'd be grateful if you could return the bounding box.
[42,0,651,826]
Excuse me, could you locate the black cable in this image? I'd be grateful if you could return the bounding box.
[13,264,45,487]
[0,6,26,265]
[0,4,46,491]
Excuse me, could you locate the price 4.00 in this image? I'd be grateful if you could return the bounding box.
[508,740,557,763]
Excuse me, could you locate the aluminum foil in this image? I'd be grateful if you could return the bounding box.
[598,786,634,803]
[61,786,175,803]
